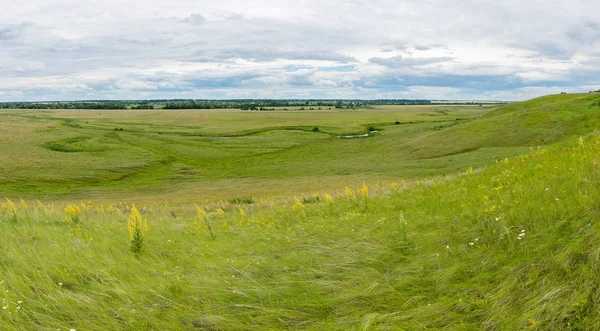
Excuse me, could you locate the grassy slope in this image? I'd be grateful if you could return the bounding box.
[1,105,514,201]
[404,92,600,158]
[1,120,600,328]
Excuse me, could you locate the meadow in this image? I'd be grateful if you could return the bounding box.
[2,93,600,329]
[0,104,504,202]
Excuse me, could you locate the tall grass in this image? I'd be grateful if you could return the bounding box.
[1,133,600,329]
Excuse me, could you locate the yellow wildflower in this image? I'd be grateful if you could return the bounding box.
[3,198,16,213]
[65,204,81,223]
[361,183,369,198]
[195,204,207,219]
[528,319,537,329]
[345,187,356,201]
[19,198,28,210]
[293,197,305,211]
[127,204,147,253]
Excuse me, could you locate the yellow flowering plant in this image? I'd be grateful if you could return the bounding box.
[128,204,148,253]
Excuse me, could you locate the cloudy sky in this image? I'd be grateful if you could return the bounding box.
[1,0,600,101]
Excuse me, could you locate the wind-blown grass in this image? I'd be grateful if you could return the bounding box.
[1,130,600,329]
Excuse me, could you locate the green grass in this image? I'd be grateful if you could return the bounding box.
[1,128,600,329]
[404,92,600,158]
[2,93,600,329]
[0,104,500,201]
[3,93,595,203]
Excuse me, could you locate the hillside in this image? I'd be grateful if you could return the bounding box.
[1,95,600,329]
[404,92,600,159]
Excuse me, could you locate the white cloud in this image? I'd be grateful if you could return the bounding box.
[369,55,454,68]
[0,0,600,101]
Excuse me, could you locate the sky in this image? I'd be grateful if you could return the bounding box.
[1,0,600,102]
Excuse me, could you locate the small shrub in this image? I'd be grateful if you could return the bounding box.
[63,120,81,128]
[311,127,320,132]
[302,193,321,204]
[227,197,255,204]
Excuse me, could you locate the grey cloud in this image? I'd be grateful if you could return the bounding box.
[0,21,32,40]
[181,14,207,25]
[580,57,600,67]
[191,48,357,63]
[14,62,45,73]
[393,41,409,50]
[379,42,446,54]
[567,21,600,43]
[368,55,454,68]
[1,0,600,102]
[221,13,245,21]
[414,45,431,51]
[529,41,574,60]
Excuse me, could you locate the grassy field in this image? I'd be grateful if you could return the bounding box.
[2,93,600,329]
[0,104,508,202]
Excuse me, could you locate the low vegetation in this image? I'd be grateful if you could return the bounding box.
[0,104,499,201]
[1,93,600,329]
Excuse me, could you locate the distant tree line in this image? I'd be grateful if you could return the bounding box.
[163,102,239,109]
[0,99,461,110]
[0,102,127,109]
